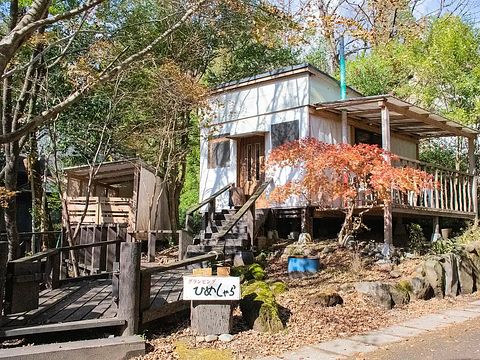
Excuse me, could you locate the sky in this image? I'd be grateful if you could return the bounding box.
[413,0,480,24]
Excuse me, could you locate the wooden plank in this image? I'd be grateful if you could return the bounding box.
[82,291,116,320]
[47,281,111,323]
[64,283,112,322]
[1,283,84,327]
[142,301,188,324]
[25,281,99,326]
[141,253,222,276]
[0,318,125,338]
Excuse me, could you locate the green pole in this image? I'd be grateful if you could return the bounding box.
[339,36,347,100]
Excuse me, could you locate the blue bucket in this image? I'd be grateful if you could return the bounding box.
[287,256,320,273]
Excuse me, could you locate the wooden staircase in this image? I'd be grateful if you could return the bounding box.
[184,180,271,262]
[185,208,269,259]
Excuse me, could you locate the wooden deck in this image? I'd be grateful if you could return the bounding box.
[0,269,189,338]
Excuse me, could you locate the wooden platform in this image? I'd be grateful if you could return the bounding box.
[0,269,189,338]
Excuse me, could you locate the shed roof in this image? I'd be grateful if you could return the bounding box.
[315,95,478,139]
[64,158,156,185]
[211,63,362,96]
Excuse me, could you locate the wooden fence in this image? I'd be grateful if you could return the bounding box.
[393,157,477,215]
[66,196,132,224]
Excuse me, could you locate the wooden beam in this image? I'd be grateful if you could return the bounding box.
[386,101,475,139]
[381,102,393,246]
[341,111,349,144]
[0,318,125,338]
[312,108,420,143]
[468,138,476,175]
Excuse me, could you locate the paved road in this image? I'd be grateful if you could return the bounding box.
[351,318,480,360]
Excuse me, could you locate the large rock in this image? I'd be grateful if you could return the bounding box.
[457,254,475,294]
[409,277,434,300]
[423,258,445,298]
[466,251,480,291]
[389,284,410,306]
[240,280,284,333]
[309,291,343,307]
[355,282,393,309]
[441,254,459,297]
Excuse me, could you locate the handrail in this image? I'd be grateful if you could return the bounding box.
[396,156,472,177]
[10,249,58,263]
[185,183,234,216]
[216,179,272,239]
[10,239,125,263]
[141,252,223,276]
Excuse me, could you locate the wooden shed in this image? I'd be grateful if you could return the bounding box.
[64,159,170,235]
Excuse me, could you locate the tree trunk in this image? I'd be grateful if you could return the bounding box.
[4,153,19,260]
[338,202,355,246]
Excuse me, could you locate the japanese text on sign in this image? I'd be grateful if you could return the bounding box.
[183,276,241,301]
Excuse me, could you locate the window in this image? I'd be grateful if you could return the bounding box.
[271,120,299,148]
[354,128,382,147]
[208,138,230,168]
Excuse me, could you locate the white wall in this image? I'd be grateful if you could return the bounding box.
[391,136,417,159]
[210,73,309,125]
[309,74,360,104]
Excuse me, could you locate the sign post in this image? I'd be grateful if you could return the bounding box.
[183,272,241,336]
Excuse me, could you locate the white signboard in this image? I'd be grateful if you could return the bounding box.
[183,276,241,301]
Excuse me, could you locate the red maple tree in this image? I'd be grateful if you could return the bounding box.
[267,138,434,245]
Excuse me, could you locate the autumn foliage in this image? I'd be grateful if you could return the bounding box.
[267,138,434,244]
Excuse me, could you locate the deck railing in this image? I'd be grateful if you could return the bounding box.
[392,156,477,214]
[66,196,133,225]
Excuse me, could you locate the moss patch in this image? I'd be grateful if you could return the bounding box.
[240,280,284,333]
[175,341,234,360]
[269,281,287,295]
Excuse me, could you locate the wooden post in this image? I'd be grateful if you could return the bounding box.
[301,207,313,235]
[140,272,151,312]
[468,137,478,225]
[91,225,102,274]
[341,110,349,144]
[208,199,216,229]
[246,203,255,249]
[118,241,141,336]
[380,102,393,245]
[178,230,193,261]
[147,231,156,263]
[432,216,441,241]
[191,301,234,335]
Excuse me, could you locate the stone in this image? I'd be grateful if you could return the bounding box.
[409,277,434,300]
[377,263,394,272]
[240,280,284,333]
[218,334,234,342]
[339,283,354,292]
[309,291,343,307]
[196,336,205,343]
[355,282,393,309]
[423,258,445,298]
[322,246,335,254]
[457,254,475,294]
[466,251,480,290]
[441,254,459,297]
[233,251,254,266]
[389,284,410,306]
[205,335,218,342]
[389,270,402,278]
[405,252,417,259]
